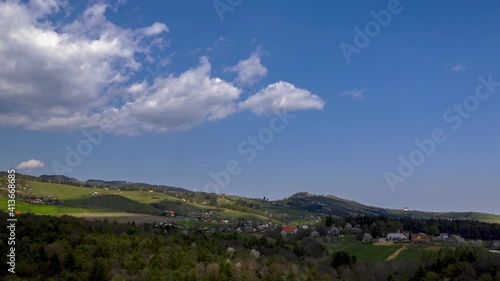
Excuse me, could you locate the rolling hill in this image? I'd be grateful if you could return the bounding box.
[280,192,500,223]
[1,174,499,224]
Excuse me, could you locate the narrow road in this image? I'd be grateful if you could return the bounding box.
[385,246,407,261]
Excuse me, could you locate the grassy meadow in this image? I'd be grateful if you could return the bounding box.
[0,194,106,215]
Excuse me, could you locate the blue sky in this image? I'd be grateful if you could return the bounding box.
[1,0,499,214]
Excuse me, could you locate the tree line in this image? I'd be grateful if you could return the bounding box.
[1,212,500,280]
[326,215,500,240]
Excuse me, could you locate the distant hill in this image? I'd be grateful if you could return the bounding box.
[0,171,192,193]
[280,192,500,223]
[282,192,389,217]
[39,174,79,182]
[85,179,192,193]
[1,172,499,224]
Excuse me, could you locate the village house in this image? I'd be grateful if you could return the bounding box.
[281,225,298,236]
[411,233,430,243]
[387,233,407,241]
[439,233,449,239]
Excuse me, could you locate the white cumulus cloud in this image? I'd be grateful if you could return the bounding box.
[140,22,169,36]
[0,1,168,132]
[239,81,325,115]
[16,159,45,170]
[0,1,324,135]
[109,57,242,134]
[225,49,268,86]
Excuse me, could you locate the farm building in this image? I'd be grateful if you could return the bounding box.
[386,233,407,241]
[281,225,298,235]
[411,233,430,243]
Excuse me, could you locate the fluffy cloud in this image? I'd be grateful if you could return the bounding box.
[451,63,467,72]
[140,22,169,36]
[16,159,45,170]
[0,1,168,131]
[341,89,367,100]
[239,81,325,115]
[110,57,242,134]
[225,49,267,86]
[0,1,324,135]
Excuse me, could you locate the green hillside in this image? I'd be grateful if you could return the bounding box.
[29,181,96,199]
[2,178,498,224]
[0,194,106,215]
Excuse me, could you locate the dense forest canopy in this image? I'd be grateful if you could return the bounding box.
[1,212,499,280]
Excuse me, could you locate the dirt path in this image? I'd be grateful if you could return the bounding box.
[385,246,407,261]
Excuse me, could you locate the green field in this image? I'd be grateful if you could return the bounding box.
[29,181,97,200]
[394,244,453,262]
[327,236,406,262]
[0,194,107,215]
[393,246,425,262]
[328,241,401,262]
[326,235,458,262]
